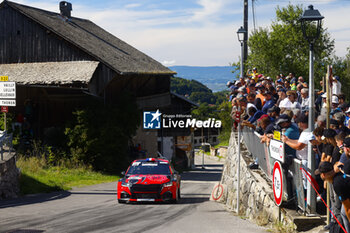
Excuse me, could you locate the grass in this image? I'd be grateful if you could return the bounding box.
[214,138,230,148]
[17,156,119,195]
[215,130,231,148]
[267,221,296,233]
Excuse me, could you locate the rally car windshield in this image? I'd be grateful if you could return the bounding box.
[127,162,171,175]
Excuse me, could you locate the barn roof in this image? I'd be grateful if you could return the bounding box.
[0,61,99,85]
[3,1,175,76]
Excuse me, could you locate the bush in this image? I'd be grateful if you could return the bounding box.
[64,92,140,173]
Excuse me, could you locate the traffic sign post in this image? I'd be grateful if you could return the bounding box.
[0,82,16,99]
[0,76,16,131]
[1,106,8,113]
[273,161,283,206]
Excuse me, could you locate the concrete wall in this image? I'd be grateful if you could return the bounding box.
[158,136,174,160]
[0,154,19,199]
[216,131,296,229]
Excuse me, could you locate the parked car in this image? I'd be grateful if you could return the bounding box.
[117,158,181,203]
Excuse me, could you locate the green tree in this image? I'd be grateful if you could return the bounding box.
[191,103,218,120]
[65,92,140,172]
[332,47,350,99]
[171,77,218,104]
[246,4,334,85]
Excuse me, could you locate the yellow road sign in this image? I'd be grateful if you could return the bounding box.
[0,76,8,81]
[273,130,281,141]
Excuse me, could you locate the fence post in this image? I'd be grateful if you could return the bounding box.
[236,110,241,213]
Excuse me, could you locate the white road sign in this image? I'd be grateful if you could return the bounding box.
[0,82,16,99]
[0,99,16,106]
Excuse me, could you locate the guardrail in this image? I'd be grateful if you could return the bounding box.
[241,127,306,211]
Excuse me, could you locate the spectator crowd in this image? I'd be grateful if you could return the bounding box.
[227,68,350,232]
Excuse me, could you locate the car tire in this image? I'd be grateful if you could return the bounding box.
[172,189,180,204]
[118,199,126,204]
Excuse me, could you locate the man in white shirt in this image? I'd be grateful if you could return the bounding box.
[282,113,316,189]
[279,90,301,110]
[332,76,342,96]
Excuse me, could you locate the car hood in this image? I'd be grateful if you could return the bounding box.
[125,174,170,185]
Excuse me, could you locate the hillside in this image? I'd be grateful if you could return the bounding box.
[171,77,228,105]
[169,66,237,92]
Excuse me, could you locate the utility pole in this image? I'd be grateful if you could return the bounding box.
[243,0,248,66]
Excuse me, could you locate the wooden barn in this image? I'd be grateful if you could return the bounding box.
[0,0,175,134]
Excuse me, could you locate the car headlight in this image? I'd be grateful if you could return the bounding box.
[121,180,130,187]
[163,181,173,187]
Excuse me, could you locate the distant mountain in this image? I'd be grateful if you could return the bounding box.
[168,66,238,92]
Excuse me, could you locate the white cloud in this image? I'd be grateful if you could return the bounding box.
[125,3,142,9]
[162,60,176,66]
[190,0,225,22]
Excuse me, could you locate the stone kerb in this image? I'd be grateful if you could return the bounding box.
[215,130,295,229]
[0,154,19,199]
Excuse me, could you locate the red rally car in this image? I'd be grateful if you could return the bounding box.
[117,158,181,203]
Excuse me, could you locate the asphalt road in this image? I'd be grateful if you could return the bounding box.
[0,156,267,233]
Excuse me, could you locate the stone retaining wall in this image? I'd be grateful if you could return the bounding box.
[0,154,19,199]
[216,131,296,229]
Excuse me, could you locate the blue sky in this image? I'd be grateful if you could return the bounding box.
[15,0,350,66]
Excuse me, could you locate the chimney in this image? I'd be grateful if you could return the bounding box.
[59,1,72,18]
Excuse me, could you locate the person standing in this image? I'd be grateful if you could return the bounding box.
[332,76,342,96]
[282,113,317,190]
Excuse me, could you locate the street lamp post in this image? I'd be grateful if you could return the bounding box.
[237,26,246,79]
[300,5,324,214]
[235,26,246,214]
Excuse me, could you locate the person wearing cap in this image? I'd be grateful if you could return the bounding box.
[315,160,350,231]
[276,88,287,108]
[277,114,300,158]
[279,90,301,110]
[282,113,316,189]
[250,67,259,82]
[318,93,331,117]
[332,75,342,96]
[262,91,275,114]
[332,95,340,110]
[267,106,280,123]
[334,112,350,134]
[329,119,340,133]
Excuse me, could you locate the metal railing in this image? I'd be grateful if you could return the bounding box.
[241,127,305,211]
